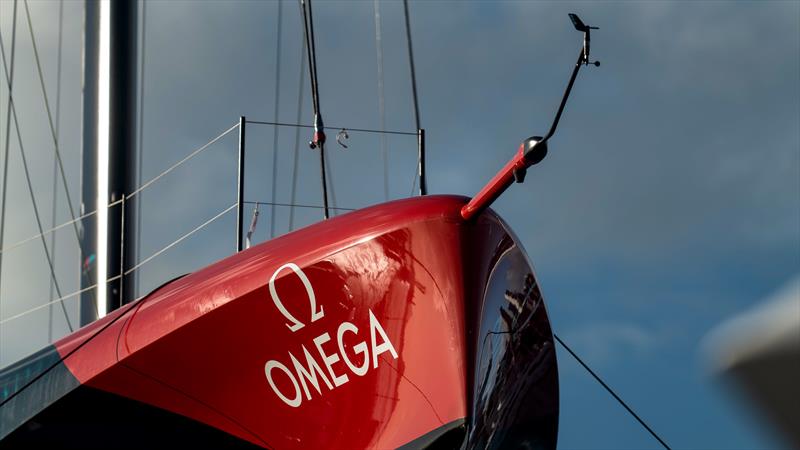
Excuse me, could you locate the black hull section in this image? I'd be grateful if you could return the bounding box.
[1,386,261,450]
[464,216,560,450]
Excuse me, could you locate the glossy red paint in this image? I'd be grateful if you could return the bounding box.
[461,144,527,220]
[52,302,138,380]
[50,194,553,448]
[54,196,467,447]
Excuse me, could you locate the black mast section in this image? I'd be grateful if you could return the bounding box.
[81,0,139,322]
[106,0,139,311]
[300,0,329,219]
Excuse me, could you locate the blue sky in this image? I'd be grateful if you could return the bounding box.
[1,1,798,449]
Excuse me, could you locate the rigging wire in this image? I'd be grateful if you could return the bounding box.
[21,0,98,315]
[1,202,237,327]
[299,0,330,219]
[0,198,121,257]
[123,203,236,277]
[0,275,119,327]
[373,0,389,201]
[0,192,365,329]
[129,123,240,198]
[553,333,672,450]
[288,38,306,232]
[246,119,416,136]
[402,0,425,196]
[21,0,81,247]
[0,123,238,258]
[0,0,18,359]
[47,0,64,343]
[270,0,283,239]
[0,195,356,260]
[0,52,74,332]
[245,200,354,212]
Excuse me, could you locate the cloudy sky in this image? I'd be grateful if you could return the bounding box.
[1,1,798,449]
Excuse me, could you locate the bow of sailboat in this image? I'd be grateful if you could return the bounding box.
[1,195,559,448]
[0,0,678,447]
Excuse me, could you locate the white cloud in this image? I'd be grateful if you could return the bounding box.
[561,321,660,367]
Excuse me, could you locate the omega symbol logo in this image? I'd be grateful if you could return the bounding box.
[263,261,399,407]
[268,263,324,332]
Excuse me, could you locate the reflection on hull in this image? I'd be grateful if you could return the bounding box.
[468,238,559,449]
[0,195,557,449]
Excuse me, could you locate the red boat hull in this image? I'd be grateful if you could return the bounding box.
[1,195,558,449]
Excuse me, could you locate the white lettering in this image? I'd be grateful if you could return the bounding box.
[337,321,370,376]
[264,360,302,408]
[313,332,349,387]
[290,345,333,400]
[264,271,401,408]
[369,309,398,368]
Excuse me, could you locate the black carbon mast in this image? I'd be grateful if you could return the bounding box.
[80,0,139,323]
